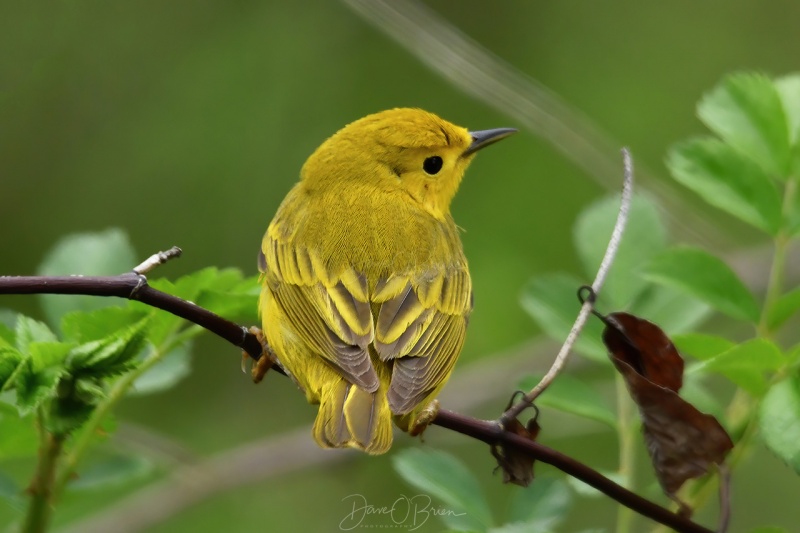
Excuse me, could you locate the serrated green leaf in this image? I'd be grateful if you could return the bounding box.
[15,343,72,413]
[629,285,711,334]
[165,267,222,301]
[672,333,735,361]
[691,338,784,396]
[37,229,137,327]
[197,291,258,321]
[506,477,571,531]
[61,307,150,344]
[698,72,791,177]
[573,194,666,307]
[667,138,782,234]
[392,448,493,531]
[67,454,153,491]
[15,316,57,352]
[0,347,24,391]
[519,374,615,428]
[760,375,800,474]
[130,344,191,396]
[47,392,96,435]
[643,247,760,322]
[67,318,149,377]
[0,402,38,459]
[520,274,607,362]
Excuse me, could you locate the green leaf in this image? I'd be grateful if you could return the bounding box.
[392,448,493,531]
[747,527,790,533]
[691,338,784,396]
[759,375,800,474]
[767,285,800,330]
[0,347,23,391]
[672,333,735,361]
[629,285,711,334]
[15,316,57,352]
[643,247,760,322]
[573,194,666,307]
[61,307,150,344]
[681,374,726,421]
[0,402,38,459]
[0,321,15,348]
[37,229,137,328]
[66,454,153,491]
[0,470,24,512]
[667,138,782,234]
[67,317,149,377]
[15,343,72,413]
[520,274,607,362]
[519,374,616,428]
[130,344,191,395]
[777,74,800,145]
[506,477,571,531]
[776,73,800,177]
[698,72,791,177]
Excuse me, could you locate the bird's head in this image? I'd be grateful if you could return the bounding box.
[301,108,515,220]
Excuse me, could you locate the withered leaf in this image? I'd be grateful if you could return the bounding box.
[492,394,541,487]
[602,312,733,496]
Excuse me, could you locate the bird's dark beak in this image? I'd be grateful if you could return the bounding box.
[463,128,517,156]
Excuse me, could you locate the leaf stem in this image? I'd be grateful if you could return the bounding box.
[22,410,65,533]
[758,178,796,336]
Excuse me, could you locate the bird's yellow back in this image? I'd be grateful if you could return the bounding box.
[258,108,514,454]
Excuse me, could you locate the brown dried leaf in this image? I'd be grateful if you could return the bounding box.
[603,312,684,392]
[492,395,541,487]
[602,312,733,496]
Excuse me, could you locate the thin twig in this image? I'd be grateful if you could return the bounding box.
[499,148,634,427]
[132,246,182,275]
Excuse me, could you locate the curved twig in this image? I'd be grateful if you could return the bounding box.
[499,148,633,426]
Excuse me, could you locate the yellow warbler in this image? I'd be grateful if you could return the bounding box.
[258,108,515,454]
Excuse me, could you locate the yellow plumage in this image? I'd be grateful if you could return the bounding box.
[258,108,514,454]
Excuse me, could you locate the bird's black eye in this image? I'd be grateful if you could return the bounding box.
[423,156,443,175]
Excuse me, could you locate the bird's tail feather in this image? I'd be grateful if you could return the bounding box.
[313,380,392,454]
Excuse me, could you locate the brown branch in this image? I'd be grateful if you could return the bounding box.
[0,273,712,533]
[0,274,270,370]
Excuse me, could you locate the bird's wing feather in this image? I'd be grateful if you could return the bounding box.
[261,238,379,393]
[374,267,472,414]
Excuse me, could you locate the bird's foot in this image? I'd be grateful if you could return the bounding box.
[409,399,440,437]
[242,326,275,383]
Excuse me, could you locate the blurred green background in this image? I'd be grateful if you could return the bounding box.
[2,1,799,531]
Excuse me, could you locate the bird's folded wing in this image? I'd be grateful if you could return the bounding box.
[260,238,379,393]
[372,268,472,414]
